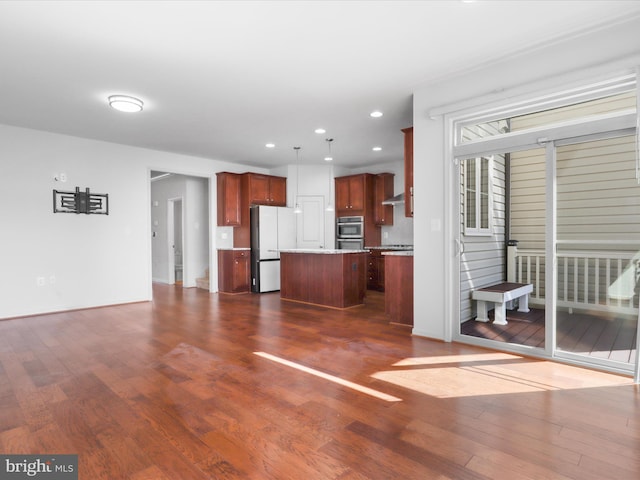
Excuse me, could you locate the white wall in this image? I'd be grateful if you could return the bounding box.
[0,124,257,319]
[411,16,640,340]
[185,177,210,286]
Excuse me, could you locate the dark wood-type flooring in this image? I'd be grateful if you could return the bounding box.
[1,284,639,479]
[461,307,638,363]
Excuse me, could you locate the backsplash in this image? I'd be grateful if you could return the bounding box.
[381,203,413,245]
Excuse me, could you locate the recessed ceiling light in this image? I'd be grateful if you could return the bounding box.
[324,156,333,162]
[265,143,275,148]
[370,111,383,118]
[108,95,143,113]
[372,146,382,151]
[314,128,326,134]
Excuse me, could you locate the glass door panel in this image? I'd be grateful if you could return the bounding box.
[555,134,639,370]
[459,147,547,350]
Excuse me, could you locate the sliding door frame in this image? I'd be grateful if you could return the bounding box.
[448,106,639,378]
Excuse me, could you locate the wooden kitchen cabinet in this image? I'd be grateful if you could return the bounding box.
[373,173,394,226]
[335,173,380,246]
[367,250,386,291]
[402,127,413,218]
[230,172,287,248]
[243,173,286,206]
[385,253,413,326]
[335,173,373,216]
[217,249,250,293]
[216,172,242,226]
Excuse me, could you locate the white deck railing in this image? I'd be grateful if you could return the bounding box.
[516,245,640,315]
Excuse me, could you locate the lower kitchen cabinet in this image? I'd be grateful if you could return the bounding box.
[217,249,250,294]
[384,253,413,326]
[367,250,386,291]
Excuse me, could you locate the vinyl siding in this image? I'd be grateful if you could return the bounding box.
[459,121,507,322]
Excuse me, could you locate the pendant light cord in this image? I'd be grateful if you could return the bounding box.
[294,147,302,213]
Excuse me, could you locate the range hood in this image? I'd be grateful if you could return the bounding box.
[381,192,405,205]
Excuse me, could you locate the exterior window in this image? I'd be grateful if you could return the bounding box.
[464,156,492,236]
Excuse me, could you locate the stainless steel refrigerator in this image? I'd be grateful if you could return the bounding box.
[250,205,296,292]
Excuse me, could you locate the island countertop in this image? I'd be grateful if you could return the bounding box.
[382,250,414,256]
[277,248,368,254]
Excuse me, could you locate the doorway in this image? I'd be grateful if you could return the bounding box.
[150,172,210,289]
[168,197,183,285]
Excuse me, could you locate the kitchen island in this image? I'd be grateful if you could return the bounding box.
[279,249,367,309]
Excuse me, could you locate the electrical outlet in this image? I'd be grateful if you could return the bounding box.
[36,276,45,287]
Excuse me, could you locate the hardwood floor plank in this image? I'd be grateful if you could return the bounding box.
[0,284,637,479]
[347,420,487,480]
[129,465,174,480]
[320,432,457,480]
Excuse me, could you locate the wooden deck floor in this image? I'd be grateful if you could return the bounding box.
[461,307,638,363]
[1,285,639,479]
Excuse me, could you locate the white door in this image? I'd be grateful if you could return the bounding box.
[295,195,325,249]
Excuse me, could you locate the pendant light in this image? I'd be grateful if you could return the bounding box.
[326,163,334,212]
[324,137,334,162]
[294,146,302,214]
[325,138,335,212]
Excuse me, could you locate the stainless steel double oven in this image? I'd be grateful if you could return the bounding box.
[336,216,364,250]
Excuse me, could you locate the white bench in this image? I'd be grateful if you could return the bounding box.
[472,282,533,325]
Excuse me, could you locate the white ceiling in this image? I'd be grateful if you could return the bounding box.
[1,1,639,169]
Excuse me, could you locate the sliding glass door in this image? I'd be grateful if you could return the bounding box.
[452,82,639,376]
[554,134,639,371]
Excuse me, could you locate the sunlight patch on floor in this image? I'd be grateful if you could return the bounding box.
[254,351,402,402]
[374,353,634,398]
[393,352,521,367]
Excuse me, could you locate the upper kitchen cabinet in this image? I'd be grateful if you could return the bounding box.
[216,172,242,226]
[335,173,374,216]
[374,173,394,226]
[243,173,286,206]
[402,127,414,217]
[232,172,287,248]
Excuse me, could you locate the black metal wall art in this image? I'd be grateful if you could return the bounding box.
[53,187,109,215]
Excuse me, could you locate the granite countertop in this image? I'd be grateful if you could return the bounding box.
[217,247,250,251]
[365,245,414,251]
[278,249,368,254]
[382,250,414,256]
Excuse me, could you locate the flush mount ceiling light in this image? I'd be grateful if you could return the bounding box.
[370,110,383,118]
[265,143,275,148]
[314,128,326,134]
[372,146,382,152]
[108,95,143,113]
